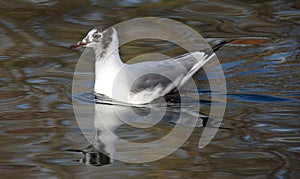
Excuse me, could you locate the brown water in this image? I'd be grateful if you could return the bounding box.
[1,0,300,178]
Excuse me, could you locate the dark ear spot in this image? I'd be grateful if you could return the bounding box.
[101,28,113,49]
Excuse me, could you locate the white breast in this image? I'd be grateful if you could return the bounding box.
[94,52,126,99]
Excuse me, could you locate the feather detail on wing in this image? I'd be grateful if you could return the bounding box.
[127,51,214,104]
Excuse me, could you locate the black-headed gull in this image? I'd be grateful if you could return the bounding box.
[71,27,219,104]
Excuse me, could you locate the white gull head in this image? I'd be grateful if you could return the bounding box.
[71,27,119,60]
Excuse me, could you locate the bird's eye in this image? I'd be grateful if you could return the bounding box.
[93,33,102,39]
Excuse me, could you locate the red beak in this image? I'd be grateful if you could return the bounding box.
[70,41,87,48]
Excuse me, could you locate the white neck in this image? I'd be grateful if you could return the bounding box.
[94,49,124,97]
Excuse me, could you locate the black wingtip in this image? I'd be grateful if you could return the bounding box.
[201,39,234,57]
[212,39,234,52]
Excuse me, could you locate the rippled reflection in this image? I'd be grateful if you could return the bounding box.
[70,91,213,166]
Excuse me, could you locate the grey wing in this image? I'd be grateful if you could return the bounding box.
[128,51,214,96]
[130,73,173,93]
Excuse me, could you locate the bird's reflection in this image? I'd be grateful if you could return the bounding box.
[69,93,211,166]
